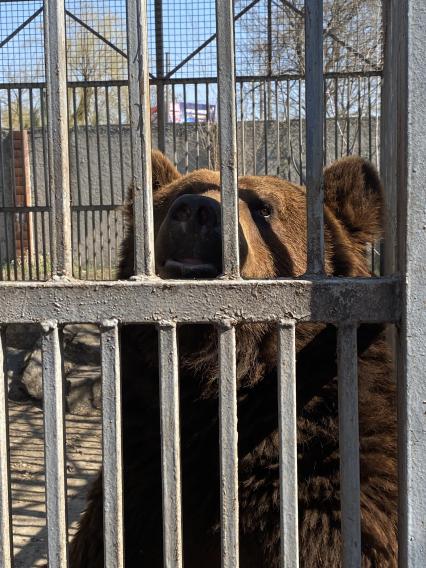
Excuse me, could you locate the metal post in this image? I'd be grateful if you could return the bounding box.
[44,0,72,277]
[127,0,155,277]
[101,320,124,568]
[218,322,239,567]
[155,0,166,153]
[41,320,68,567]
[337,324,361,567]
[158,322,183,567]
[0,328,12,568]
[305,0,325,274]
[216,0,240,278]
[395,1,426,565]
[278,321,299,566]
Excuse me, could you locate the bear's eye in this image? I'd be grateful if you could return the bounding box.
[255,203,272,219]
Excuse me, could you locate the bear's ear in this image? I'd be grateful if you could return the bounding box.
[323,156,383,243]
[151,150,181,190]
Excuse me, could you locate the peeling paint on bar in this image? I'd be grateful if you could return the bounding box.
[126,0,155,277]
[41,321,68,568]
[0,328,13,568]
[43,0,72,277]
[216,0,240,278]
[100,320,124,568]
[305,0,325,274]
[337,324,361,567]
[158,322,183,568]
[277,320,299,567]
[218,322,239,567]
[0,277,400,324]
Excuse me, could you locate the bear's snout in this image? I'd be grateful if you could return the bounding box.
[155,193,248,278]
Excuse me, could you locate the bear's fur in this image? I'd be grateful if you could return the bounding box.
[69,152,397,567]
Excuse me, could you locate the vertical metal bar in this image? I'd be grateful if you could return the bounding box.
[40,88,51,279]
[94,87,105,280]
[29,88,41,280]
[172,84,177,167]
[305,0,324,274]
[100,320,124,568]
[127,0,155,277]
[7,91,18,281]
[206,83,211,169]
[337,324,361,567]
[216,0,240,278]
[218,322,239,567]
[0,328,13,568]
[275,80,280,176]
[368,78,372,162]
[286,80,291,181]
[72,88,83,280]
[44,0,72,277]
[158,323,183,568]
[277,321,299,567]
[323,78,328,166]
[298,81,303,185]
[240,82,246,175]
[195,84,200,170]
[41,320,68,567]
[155,0,166,153]
[252,83,257,175]
[263,81,268,175]
[334,78,339,160]
[394,1,426,565]
[183,85,189,174]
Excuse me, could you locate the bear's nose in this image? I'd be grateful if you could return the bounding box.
[170,194,220,229]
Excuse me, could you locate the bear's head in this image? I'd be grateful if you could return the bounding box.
[119,151,383,280]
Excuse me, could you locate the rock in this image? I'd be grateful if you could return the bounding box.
[9,324,101,416]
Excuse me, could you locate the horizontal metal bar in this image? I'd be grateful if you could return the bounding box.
[100,320,124,568]
[337,324,361,567]
[0,328,13,568]
[41,320,68,568]
[0,277,400,324]
[71,204,123,212]
[0,70,383,92]
[0,205,50,213]
[158,323,183,568]
[277,320,299,566]
[218,322,239,567]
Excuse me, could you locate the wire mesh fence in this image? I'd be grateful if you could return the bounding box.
[0,0,383,280]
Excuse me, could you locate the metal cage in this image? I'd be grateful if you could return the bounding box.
[0,0,425,567]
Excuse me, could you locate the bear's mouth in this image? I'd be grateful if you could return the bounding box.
[162,258,220,279]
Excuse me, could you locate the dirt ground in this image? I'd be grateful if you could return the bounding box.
[8,400,102,567]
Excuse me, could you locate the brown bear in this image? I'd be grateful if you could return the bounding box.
[69,152,397,567]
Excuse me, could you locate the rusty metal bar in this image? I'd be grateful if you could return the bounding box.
[158,322,183,567]
[126,0,155,277]
[100,320,124,568]
[44,0,72,277]
[218,322,239,567]
[337,324,361,567]
[41,321,68,567]
[216,0,240,278]
[277,320,299,566]
[0,277,400,325]
[0,328,12,568]
[305,0,325,274]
